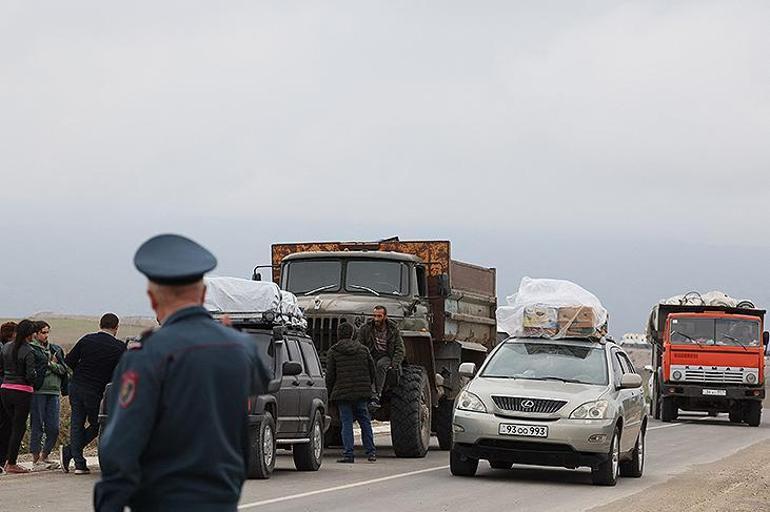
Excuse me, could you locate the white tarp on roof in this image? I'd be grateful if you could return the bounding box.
[496,277,608,339]
[204,276,281,313]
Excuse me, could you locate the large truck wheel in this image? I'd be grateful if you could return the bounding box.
[293,410,324,471]
[661,397,678,422]
[248,412,276,479]
[434,398,454,450]
[745,402,762,427]
[390,366,432,458]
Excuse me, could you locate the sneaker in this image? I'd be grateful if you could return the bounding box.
[74,467,91,475]
[42,459,60,470]
[367,455,377,462]
[60,446,72,473]
[32,461,51,471]
[336,457,355,464]
[4,464,31,474]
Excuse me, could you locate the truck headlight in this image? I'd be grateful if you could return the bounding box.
[456,390,487,413]
[672,370,683,381]
[746,373,757,384]
[570,400,609,420]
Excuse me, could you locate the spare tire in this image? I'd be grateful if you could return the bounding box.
[390,366,431,458]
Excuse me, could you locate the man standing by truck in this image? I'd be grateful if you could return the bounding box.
[357,306,405,402]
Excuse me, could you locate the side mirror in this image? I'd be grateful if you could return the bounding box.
[437,273,451,298]
[459,362,477,378]
[619,373,643,389]
[282,361,303,376]
[763,331,769,347]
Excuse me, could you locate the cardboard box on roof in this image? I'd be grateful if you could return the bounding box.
[523,305,558,328]
[558,306,597,328]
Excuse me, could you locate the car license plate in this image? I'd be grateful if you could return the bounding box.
[702,389,727,396]
[498,424,548,438]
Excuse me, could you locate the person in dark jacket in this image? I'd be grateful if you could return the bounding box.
[0,319,39,474]
[356,306,405,400]
[326,321,377,463]
[60,313,126,474]
[94,233,270,512]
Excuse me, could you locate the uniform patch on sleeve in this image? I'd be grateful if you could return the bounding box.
[119,371,139,409]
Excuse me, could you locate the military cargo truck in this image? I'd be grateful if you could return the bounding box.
[259,238,497,457]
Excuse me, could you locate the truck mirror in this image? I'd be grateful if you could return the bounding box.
[459,362,477,378]
[437,273,451,298]
[763,331,769,347]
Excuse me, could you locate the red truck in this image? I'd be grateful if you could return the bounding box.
[647,300,768,425]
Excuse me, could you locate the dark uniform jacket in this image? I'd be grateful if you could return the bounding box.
[325,337,376,402]
[0,342,37,386]
[356,319,405,366]
[93,306,271,512]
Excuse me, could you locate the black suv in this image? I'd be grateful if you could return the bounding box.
[98,321,329,480]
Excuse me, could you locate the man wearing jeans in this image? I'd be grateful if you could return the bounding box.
[325,322,376,463]
[61,313,125,474]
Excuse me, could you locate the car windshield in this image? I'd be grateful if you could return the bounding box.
[482,341,609,386]
[670,317,760,347]
[284,260,342,295]
[345,260,410,296]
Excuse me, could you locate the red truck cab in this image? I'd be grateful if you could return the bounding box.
[650,305,767,426]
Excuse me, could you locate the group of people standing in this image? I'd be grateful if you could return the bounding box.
[0,314,125,475]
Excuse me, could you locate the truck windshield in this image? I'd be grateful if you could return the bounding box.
[482,342,609,386]
[345,260,410,296]
[670,317,760,347]
[284,260,341,295]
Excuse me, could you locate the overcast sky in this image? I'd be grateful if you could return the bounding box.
[1,1,769,336]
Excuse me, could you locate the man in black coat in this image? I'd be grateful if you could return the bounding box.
[325,322,376,463]
[61,313,125,474]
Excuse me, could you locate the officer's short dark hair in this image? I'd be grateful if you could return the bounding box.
[374,305,387,315]
[338,322,355,340]
[100,313,120,330]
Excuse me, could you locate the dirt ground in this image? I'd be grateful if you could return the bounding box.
[592,439,770,512]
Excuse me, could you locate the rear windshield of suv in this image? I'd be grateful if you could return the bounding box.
[482,341,609,386]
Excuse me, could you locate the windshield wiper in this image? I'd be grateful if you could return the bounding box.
[302,284,337,296]
[516,376,586,384]
[349,284,381,297]
[720,334,749,351]
[671,330,708,348]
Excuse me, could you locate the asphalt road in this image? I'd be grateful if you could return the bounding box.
[1,412,768,512]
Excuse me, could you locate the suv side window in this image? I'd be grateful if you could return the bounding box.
[299,339,323,377]
[610,350,624,385]
[287,339,305,371]
[617,352,637,374]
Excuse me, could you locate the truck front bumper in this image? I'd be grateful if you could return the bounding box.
[660,382,765,401]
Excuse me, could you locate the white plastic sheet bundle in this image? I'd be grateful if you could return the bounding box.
[496,277,608,339]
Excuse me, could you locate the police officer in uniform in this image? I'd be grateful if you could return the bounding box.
[94,234,270,512]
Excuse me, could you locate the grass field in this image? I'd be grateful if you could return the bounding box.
[0,314,154,460]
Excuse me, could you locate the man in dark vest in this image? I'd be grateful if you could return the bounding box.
[93,234,271,512]
[326,322,376,463]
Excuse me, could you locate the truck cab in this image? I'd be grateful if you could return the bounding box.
[649,304,768,426]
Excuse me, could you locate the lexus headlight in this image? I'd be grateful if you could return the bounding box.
[456,390,487,413]
[570,400,610,420]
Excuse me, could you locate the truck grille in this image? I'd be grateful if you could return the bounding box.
[307,317,340,364]
[492,396,567,414]
[671,365,755,384]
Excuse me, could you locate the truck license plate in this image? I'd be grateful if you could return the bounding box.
[498,424,548,438]
[702,389,727,396]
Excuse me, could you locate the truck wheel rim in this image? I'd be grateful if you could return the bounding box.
[264,426,275,467]
[313,420,322,461]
